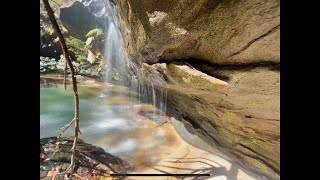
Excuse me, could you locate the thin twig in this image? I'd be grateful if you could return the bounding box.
[58,118,75,138]
[43,148,60,162]
[43,0,80,174]
[57,118,82,139]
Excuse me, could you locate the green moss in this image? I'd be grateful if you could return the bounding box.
[182,94,279,179]
[168,62,225,91]
[85,28,104,50]
[235,151,280,180]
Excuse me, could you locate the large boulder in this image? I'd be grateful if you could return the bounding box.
[40,137,132,179]
[118,0,280,65]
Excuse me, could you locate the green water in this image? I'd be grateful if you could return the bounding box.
[40,84,140,158]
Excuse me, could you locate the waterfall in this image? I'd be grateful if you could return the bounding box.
[102,0,135,86]
[79,0,167,116]
[151,83,156,116]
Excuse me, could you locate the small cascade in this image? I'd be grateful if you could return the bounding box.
[81,0,168,116]
[151,83,156,117]
[102,0,133,86]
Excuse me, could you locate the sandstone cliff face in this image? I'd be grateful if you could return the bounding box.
[140,62,280,179]
[118,0,279,65]
[117,0,280,179]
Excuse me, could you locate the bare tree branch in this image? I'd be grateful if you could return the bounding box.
[42,0,80,174]
[64,60,67,90]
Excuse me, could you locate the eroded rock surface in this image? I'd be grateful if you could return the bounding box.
[40,137,132,179]
[139,62,280,179]
[117,0,280,178]
[118,0,280,65]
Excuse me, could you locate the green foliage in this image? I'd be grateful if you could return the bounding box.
[85,37,94,49]
[86,28,104,38]
[65,36,87,62]
[40,57,59,73]
[66,28,104,62]
[40,0,68,36]
[73,60,106,77]
[40,0,64,14]
[40,3,106,77]
[85,28,104,50]
[40,56,106,77]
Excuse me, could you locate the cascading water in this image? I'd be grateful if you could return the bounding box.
[79,0,168,116]
[77,0,135,85]
[103,0,133,85]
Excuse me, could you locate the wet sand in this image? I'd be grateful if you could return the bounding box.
[128,121,265,180]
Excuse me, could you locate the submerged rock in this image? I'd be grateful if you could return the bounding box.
[40,137,132,179]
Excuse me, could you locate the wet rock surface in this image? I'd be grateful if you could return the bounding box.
[138,62,280,179]
[40,137,132,179]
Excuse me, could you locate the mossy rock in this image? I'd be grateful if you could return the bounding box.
[167,62,229,91]
[165,87,279,179]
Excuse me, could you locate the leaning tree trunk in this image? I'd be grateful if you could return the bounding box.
[42,0,80,174]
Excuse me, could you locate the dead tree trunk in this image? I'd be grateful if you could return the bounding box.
[42,0,80,174]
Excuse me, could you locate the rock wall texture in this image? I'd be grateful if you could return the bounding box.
[117,0,280,179]
[140,62,280,179]
[117,0,280,65]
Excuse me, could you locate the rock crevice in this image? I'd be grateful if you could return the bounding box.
[227,24,280,60]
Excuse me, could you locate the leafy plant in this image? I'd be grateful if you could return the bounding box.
[40,55,106,77]
[86,28,104,38]
[85,28,104,50]
[65,36,87,62]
